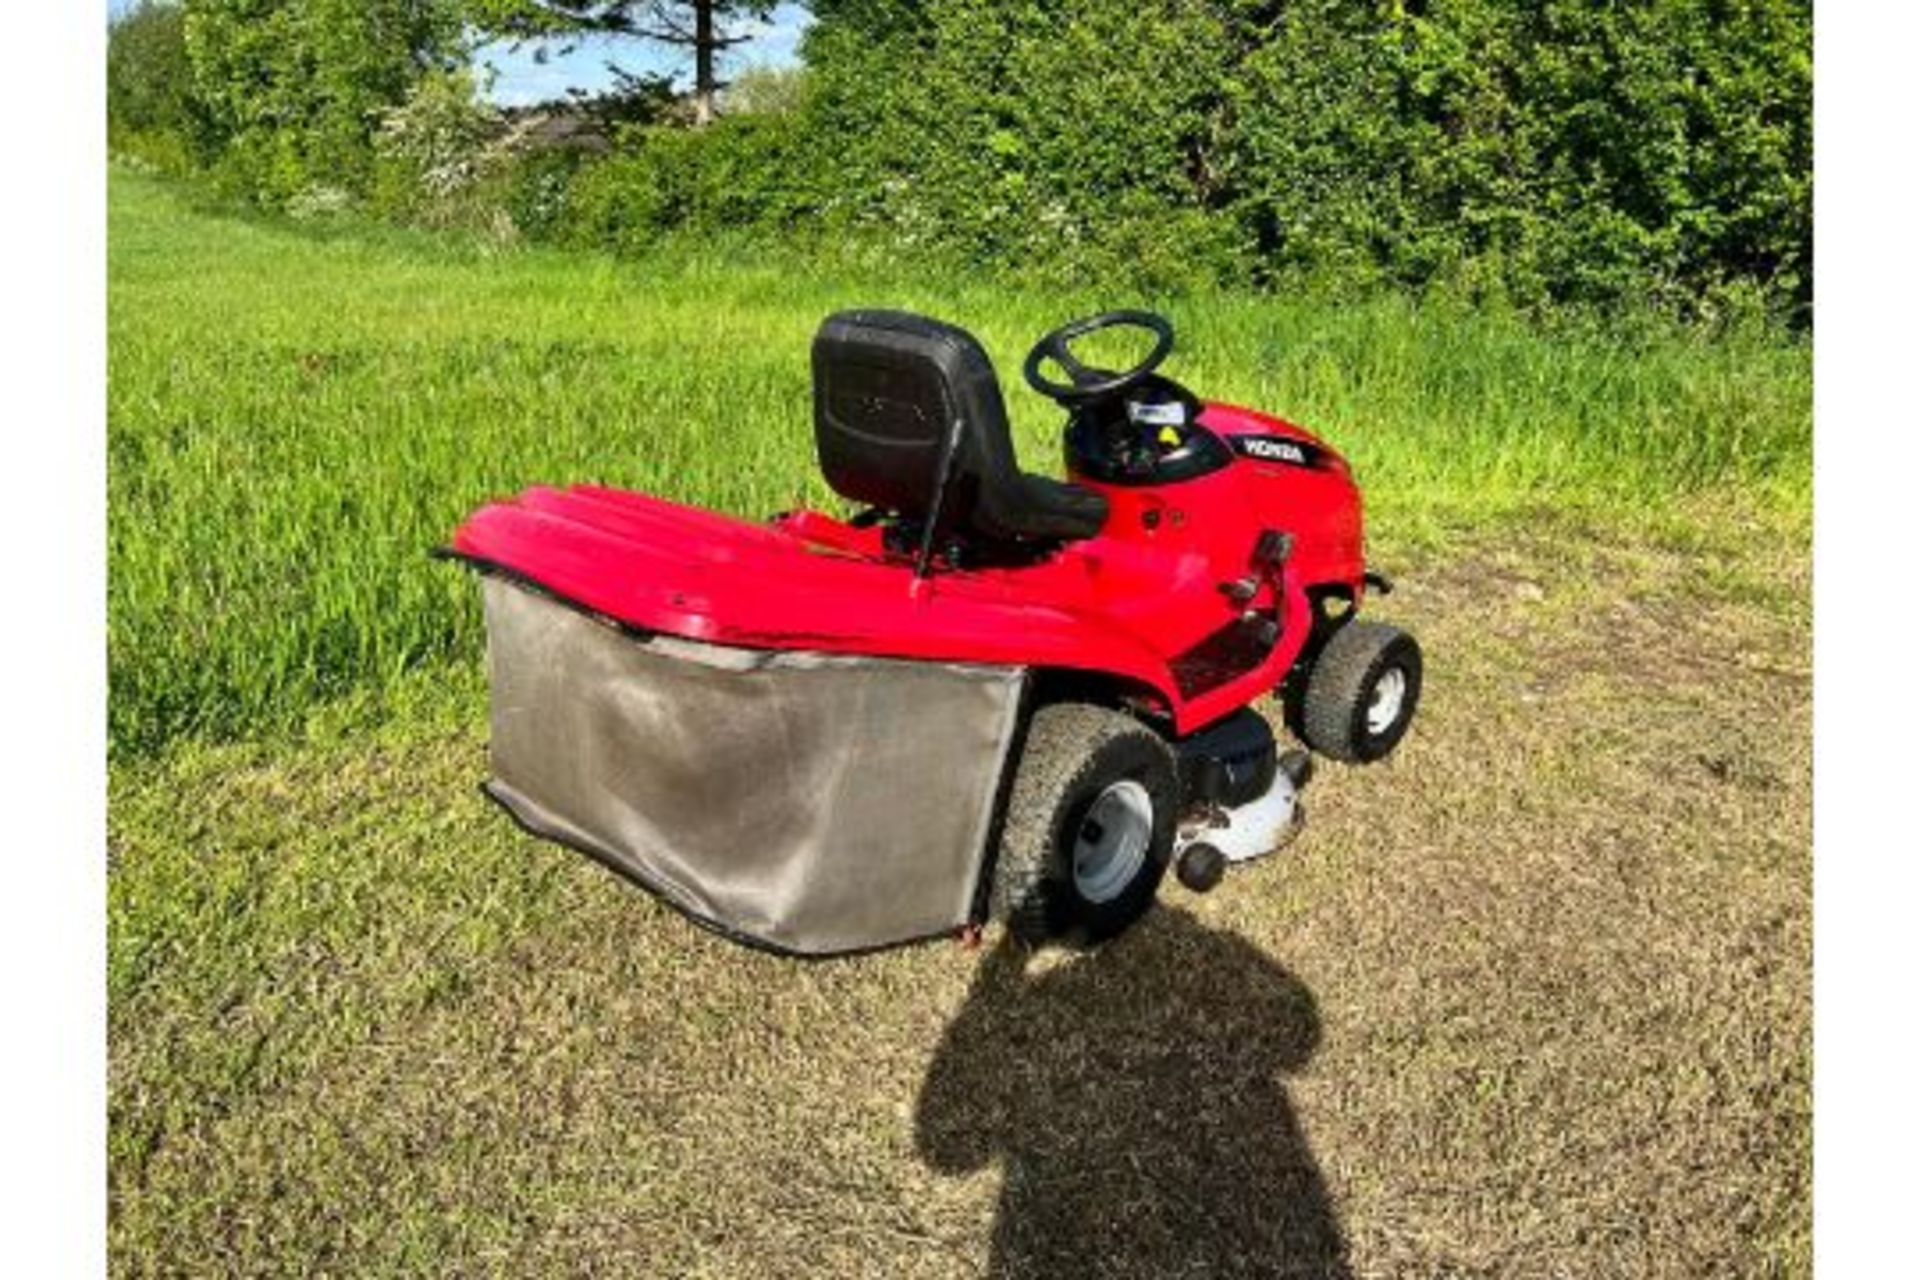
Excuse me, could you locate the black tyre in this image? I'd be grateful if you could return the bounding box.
[1301,621,1422,764]
[989,703,1179,944]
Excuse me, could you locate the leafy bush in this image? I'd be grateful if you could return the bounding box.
[560,113,821,251]
[181,0,468,207]
[108,1,201,173]
[372,68,506,225]
[797,0,1811,319]
[798,0,1238,279]
[722,65,809,117]
[492,146,594,242]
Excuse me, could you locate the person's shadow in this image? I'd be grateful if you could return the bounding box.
[915,907,1350,1278]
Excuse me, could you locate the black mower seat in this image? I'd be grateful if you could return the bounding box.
[812,310,1109,545]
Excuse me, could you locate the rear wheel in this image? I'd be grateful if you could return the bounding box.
[1301,621,1423,763]
[989,703,1178,944]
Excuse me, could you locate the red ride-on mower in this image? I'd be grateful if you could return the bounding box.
[445,310,1421,956]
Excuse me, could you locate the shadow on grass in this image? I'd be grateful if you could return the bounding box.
[916,907,1348,1278]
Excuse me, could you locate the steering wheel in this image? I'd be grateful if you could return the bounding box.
[1022,310,1175,406]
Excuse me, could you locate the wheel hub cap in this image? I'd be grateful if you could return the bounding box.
[1367,668,1408,735]
[1072,780,1153,904]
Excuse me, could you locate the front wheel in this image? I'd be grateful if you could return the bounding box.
[1300,621,1423,763]
[989,703,1179,944]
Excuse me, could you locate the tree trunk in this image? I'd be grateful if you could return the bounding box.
[692,0,717,127]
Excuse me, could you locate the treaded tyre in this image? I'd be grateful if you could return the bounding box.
[1301,621,1422,764]
[989,702,1179,944]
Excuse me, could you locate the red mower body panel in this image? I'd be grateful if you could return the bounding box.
[450,401,1366,737]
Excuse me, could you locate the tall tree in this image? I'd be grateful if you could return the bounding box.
[108,1,195,140]
[482,2,781,126]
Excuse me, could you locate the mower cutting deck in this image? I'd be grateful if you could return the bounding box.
[447,309,1421,955]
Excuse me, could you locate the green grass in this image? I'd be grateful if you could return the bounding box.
[109,524,1811,1277]
[109,171,1809,755]
[108,171,1810,1275]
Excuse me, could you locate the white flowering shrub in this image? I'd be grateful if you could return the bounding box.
[286,184,354,221]
[374,69,502,222]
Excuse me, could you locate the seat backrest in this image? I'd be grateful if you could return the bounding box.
[811,310,1006,531]
[812,310,1107,546]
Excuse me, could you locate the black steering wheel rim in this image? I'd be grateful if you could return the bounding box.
[1022,310,1175,405]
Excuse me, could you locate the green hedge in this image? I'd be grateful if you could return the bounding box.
[114,0,1812,322]
[797,0,1811,318]
[561,114,820,251]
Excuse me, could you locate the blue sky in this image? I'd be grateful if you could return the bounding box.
[107,1,812,107]
[475,4,812,106]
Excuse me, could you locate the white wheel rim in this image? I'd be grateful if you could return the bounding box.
[1071,780,1154,905]
[1367,667,1408,736]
